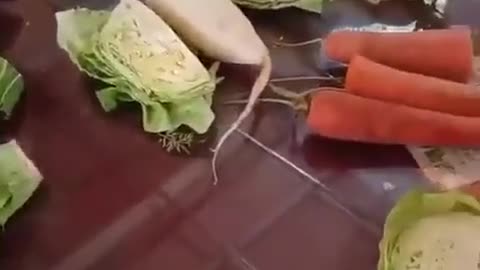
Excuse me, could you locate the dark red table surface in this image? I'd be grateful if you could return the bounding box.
[0,0,479,269]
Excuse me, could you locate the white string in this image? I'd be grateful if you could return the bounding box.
[235,128,323,187]
[235,128,381,236]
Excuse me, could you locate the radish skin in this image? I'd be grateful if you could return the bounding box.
[145,0,272,184]
[145,0,268,65]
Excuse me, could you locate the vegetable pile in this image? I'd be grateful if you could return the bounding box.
[54,0,466,176]
[50,0,474,183]
[6,0,480,268]
[56,0,219,136]
[268,26,480,147]
[379,190,480,270]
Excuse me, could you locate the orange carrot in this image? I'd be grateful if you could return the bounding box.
[324,27,473,82]
[462,182,480,198]
[307,90,480,145]
[345,55,480,117]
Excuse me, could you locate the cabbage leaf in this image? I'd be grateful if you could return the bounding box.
[232,0,325,13]
[0,57,23,119]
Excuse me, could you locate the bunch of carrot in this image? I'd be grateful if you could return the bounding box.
[304,26,480,146]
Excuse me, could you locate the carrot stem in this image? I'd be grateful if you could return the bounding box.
[270,75,338,83]
[223,98,294,107]
[269,83,302,99]
[269,83,342,99]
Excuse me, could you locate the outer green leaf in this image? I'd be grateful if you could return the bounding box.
[168,95,215,134]
[0,186,12,209]
[379,190,480,270]
[96,87,123,112]
[56,9,110,75]
[0,57,24,119]
[95,87,136,112]
[295,0,325,13]
[232,0,325,13]
[0,141,42,226]
[97,87,214,133]
[141,102,171,133]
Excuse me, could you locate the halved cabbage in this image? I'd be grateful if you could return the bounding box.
[56,0,218,134]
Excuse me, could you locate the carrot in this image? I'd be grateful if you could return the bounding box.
[345,55,480,117]
[461,182,480,198]
[325,27,473,82]
[307,90,480,145]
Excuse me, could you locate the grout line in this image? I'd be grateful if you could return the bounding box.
[226,246,260,270]
[199,186,309,270]
[235,128,381,236]
[202,244,261,270]
[50,194,167,270]
[240,257,259,270]
[237,184,312,247]
[235,129,324,188]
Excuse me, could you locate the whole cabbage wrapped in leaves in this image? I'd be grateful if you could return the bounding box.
[56,0,218,134]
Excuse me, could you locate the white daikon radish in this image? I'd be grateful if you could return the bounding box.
[145,0,272,184]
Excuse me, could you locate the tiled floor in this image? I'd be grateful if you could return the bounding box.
[0,0,477,269]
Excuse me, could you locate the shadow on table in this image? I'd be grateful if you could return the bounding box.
[0,7,23,52]
[301,135,418,170]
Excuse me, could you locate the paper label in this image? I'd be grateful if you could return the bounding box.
[408,147,480,190]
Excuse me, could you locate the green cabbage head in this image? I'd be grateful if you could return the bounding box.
[380,190,480,270]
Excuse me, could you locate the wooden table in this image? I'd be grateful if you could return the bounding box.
[0,0,478,269]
